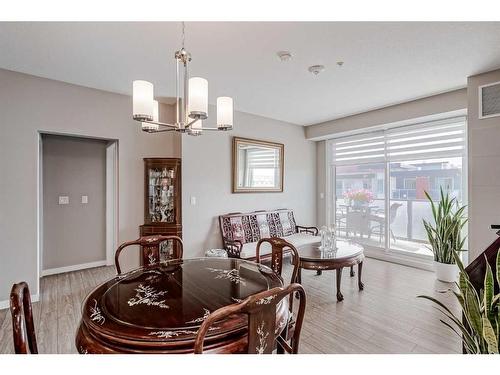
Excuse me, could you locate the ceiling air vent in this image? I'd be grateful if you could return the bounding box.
[479,81,500,119]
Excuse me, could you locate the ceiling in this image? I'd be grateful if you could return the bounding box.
[1,22,500,126]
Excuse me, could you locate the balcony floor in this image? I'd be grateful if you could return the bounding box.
[338,233,433,258]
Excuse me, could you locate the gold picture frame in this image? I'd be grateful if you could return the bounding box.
[232,136,284,193]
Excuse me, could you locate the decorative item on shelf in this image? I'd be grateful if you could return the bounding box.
[423,188,467,283]
[204,249,228,258]
[344,189,374,209]
[140,158,182,264]
[132,22,234,135]
[418,250,500,354]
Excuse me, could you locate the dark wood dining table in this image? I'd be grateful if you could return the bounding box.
[75,257,288,354]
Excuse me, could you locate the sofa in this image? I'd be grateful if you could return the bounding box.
[219,209,320,259]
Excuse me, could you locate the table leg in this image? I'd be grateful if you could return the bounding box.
[350,265,355,277]
[358,261,364,291]
[336,267,344,302]
[316,270,322,276]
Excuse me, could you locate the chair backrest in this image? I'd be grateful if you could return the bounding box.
[389,203,403,223]
[194,283,306,354]
[10,282,38,354]
[256,237,299,286]
[114,235,183,274]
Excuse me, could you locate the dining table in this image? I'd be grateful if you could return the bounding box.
[75,257,288,354]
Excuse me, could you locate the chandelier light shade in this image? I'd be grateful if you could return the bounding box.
[133,80,154,121]
[131,22,233,136]
[217,96,234,130]
[188,77,208,119]
[142,100,159,132]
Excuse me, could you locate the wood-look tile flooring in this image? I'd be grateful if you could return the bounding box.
[0,258,461,354]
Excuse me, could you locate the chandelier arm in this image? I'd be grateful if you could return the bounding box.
[199,127,226,131]
[138,120,179,129]
[149,127,177,133]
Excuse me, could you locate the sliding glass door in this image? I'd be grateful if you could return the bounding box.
[334,163,385,247]
[329,117,466,261]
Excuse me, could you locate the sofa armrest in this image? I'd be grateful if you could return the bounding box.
[223,239,243,258]
[296,225,319,236]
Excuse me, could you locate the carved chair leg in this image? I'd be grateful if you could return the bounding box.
[295,267,302,299]
[358,261,364,291]
[350,265,355,277]
[336,267,344,302]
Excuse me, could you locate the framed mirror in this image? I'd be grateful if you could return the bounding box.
[232,137,284,193]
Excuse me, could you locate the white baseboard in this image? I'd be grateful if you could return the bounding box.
[41,260,107,277]
[364,247,434,271]
[0,294,39,311]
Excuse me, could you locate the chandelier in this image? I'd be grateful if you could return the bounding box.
[132,23,234,135]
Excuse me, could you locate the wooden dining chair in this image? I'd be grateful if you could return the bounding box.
[256,237,300,285]
[114,235,184,274]
[194,283,306,354]
[255,238,302,353]
[10,282,38,354]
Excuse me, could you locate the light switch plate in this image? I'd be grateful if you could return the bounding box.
[320,192,325,199]
[190,196,196,206]
[59,196,69,205]
[81,195,88,204]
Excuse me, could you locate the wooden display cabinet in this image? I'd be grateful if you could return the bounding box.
[140,158,182,262]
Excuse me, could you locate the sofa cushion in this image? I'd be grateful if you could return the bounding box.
[221,215,258,244]
[284,233,321,248]
[239,233,321,259]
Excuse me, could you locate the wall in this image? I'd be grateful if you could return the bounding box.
[182,107,316,257]
[316,141,327,227]
[305,89,467,140]
[0,69,180,304]
[467,68,500,262]
[42,135,107,271]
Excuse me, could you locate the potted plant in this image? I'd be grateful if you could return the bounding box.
[418,251,499,354]
[344,189,374,209]
[423,189,467,283]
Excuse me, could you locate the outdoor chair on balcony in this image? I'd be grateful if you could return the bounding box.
[368,203,403,243]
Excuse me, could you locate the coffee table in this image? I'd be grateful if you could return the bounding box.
[296,240,365,302]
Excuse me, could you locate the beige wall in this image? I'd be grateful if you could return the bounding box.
[182,108,317,257]
[305,89,467,140]
[0,69,180,303]
[467,69,500,262]
[42,135,107,270]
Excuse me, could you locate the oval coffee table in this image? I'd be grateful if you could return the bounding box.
[297,240,365,302]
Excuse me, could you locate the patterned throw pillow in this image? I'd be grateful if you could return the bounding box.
[255,214,270,239]
[279,211,294,236]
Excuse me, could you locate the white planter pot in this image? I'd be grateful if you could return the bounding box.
[434,261,459,283]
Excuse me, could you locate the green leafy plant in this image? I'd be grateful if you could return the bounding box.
[418,251,500,354]
[423,188,467,264]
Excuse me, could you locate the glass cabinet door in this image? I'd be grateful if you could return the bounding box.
[148,166,176,223]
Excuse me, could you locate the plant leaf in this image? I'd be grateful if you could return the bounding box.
[482,316,499,354]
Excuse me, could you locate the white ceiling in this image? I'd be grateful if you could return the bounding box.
[1,22,500,125]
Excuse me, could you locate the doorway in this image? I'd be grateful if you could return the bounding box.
[39,134,118,276]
